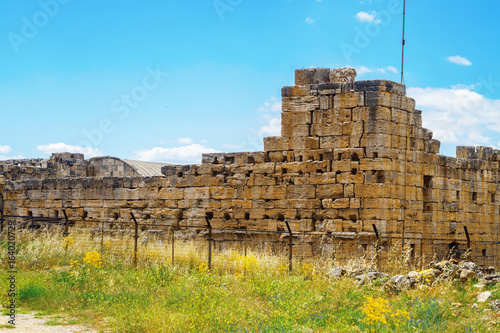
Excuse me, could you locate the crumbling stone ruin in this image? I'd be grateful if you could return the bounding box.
[0,153,169,180]
[2,67,500,265]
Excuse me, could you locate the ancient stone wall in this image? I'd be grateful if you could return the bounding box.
[3,68,500,262]
[0,153,89,181]
[0,153,152,180]
[88,156,141,177]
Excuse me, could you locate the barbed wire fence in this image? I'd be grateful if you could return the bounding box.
[1,211,499,274]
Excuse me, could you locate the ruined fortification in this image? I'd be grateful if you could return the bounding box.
[2,68,499,265]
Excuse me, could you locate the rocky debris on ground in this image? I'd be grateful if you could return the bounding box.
[328,267,346,280]
[382,274,416,292]
[329,259,500,291]
[355,272,390,286]
[327,259,500,310]
[482,274,500,286]
[477,291,493,303]
[328,266,390,286]
[490,300,500,310]
[426,260,500,285]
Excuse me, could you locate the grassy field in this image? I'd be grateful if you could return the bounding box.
[1,230,500,332]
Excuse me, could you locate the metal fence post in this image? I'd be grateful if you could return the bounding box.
[0,176,5,240]
[464,225,471,260]
[100,221,104,256]
[0,192,4,240]
[244,230,248,257]
[285,221,293,274]
[131,213,139,267]
[401,217,406,263]
[332,238,335,265]
[205,217,213,270]
[171,225,175,265]
[63,210,69,236]
[372,224,380,271]
[63,210,70,251]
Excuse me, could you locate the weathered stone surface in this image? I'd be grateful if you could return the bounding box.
[383,275,416,292]
[328,267,346,279]
[460,269,475,282]
[330,67,357,83]
[477,291,493,303]
[295,68,330,85]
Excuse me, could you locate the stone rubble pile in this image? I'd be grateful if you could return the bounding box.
[329,259,500,308]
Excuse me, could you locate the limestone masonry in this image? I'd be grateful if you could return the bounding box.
[2,68,500,263]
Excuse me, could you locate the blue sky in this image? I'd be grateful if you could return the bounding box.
[1,0,500,163]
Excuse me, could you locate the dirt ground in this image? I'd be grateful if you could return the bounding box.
[0,312,97,333]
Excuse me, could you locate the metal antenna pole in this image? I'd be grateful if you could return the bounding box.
[401,0,406,84]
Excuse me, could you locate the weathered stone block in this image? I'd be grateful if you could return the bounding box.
[210,187,236,200]
[282,111,312,125]
[320,136,349,149]
[288,137,320,150]
[184,187,210,200]
[282,85,310,97]
[286,185,315,199]
[310,123,342,137]
[319,95,333,109]
[457,146,477,159]
[355,184,390,198]
[159,188,184,200]
[323,198,350,209]
[334,92,364,109]
[337,173,364,184]
[282,124,310,137]
[253,174,276,186]
[312,109,337,123]
[400,96,415,111]
[264,137,289,152]
[282,96,319,112]
[354,80,406,95]
[316,184,344,199]
[360,134,392,147]
[267,152,286,163]
[330,68,357,83]
[365,91,392,108]
[295,68,330,85]
[391,108,408,124]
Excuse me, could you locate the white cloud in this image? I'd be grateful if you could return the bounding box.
[355,11,381,24]
[446,55,472,66]
[133,144,219,164]
[0,145,12,154]
[0,154,24,161]
[356,65,372,76]
[386,66,398,73]
[356,65,398,76]
[222,143,241,150]
[257,97,282,136]
[218,97,283,153]
[260,116,281,136]
[407,86,500,150]
[36,143,103,158]
[257,96,281,113]
[305,17,315,24]
[177,137,193,144]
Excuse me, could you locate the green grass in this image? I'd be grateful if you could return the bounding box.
[0,324,16,329]
[44,315,79,326]
[1,230,500,332]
